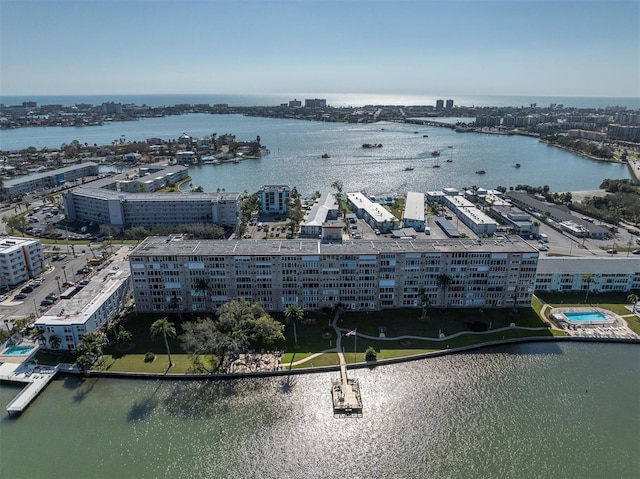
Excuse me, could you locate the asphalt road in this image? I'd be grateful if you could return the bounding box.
[0,249,101,330]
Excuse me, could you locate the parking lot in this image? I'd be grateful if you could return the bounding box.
[0,247,107,330]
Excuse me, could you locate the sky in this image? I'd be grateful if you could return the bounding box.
[1,0,639,98]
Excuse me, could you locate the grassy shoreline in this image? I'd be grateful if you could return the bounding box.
[33,292,638,375]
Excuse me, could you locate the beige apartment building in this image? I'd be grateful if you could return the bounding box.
[129,235,539,313]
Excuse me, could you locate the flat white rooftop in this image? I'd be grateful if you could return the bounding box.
[346,192,397,223]
[403,191,425,222]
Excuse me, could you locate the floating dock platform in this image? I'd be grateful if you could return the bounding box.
[0,362,58,417]
[331,362,362,417]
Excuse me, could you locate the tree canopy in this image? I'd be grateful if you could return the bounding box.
[180,299,284,372]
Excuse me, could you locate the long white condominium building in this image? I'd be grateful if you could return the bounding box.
[2,162,99,196]
[35,247,132,351]
[535,257,640,293]
[0,237,44,289]
[64,188,241,229]
[129,235,539,313]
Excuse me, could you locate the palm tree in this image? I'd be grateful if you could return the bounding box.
[437,274,451,308]
[331,180,344,217]
[49,334,61,350]
[582,274,594,303]
[628,293,639,313]
[117,329,133,346]
[194,278,212,311]
[102,319,120,342]
[33,328,46,346]
[284,305,304,348]
[418,287,430,320]
[150,318,176,368]
[167,294,182,319]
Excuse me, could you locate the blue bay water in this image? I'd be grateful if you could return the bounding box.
[0,114,632,195]
[0,342,638,479]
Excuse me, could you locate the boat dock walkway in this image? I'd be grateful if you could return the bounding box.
[331,312,363,416]
[0,362,58,417]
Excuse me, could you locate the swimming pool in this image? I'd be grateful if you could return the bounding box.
[1,345,36,356]
[564,311,608,323]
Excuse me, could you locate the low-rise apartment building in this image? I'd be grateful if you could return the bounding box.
[535,257,640,293]
[346,192,399,233]
[402,192,426,231]
[2,162,99,196]
[299,192,339,238]
[259,185,291,215]
[443,194,498,236]
[0,237,44,290]
[129,235,539,313]
[506,191,609,239]
[117,165,189,193]
[490,205,540,237]
[34,247,132,351]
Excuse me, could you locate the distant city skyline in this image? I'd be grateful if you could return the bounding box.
[1,0,639,98]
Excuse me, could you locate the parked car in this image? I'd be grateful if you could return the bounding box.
[40,299,54,306]
[20,286,33,293]
[632,249,640,255]
[14,293,27,300]
[607,249,618,254]
[0,294,8,302]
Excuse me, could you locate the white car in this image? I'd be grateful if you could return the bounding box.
[0,295,8,302]
[538,243,549,251]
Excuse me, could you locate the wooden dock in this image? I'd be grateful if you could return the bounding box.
[331,362,362,417]
[0,362,58,417]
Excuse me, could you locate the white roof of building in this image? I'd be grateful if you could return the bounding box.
[4,162,98,186]
[536,257,640,275]
[346,192,397,223]
[458,206,498,226]
[132,235,539,256]
[35,247,131,327]
[446,195,475,208]
[302,192,337,227]
[0,237,39,254]
[403,191,425,222]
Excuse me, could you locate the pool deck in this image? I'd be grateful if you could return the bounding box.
[0,361,58,417]
[548,306,639,340]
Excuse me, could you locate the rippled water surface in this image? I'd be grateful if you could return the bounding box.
[1,114,632,194]
[1,342,638,479]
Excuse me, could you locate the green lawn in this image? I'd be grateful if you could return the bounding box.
[38,294,635,374]
[338,306,548,342]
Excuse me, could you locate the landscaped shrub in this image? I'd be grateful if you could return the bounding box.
[365,346,378,361]
[144,352,156,363]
